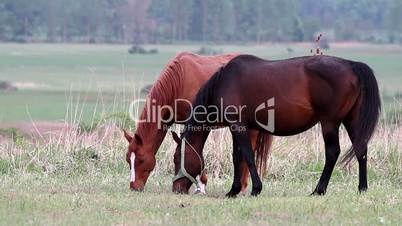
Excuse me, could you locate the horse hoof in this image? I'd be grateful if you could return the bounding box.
[250,184,262,197]
[239,189,248,196]
[225,191,238,198]
[310,190,325,196]
[250,189,261,197]
[358,186,368,193]
[194,190,206,195]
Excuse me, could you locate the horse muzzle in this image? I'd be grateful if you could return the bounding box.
[172,183,190,194]
[130,181,144,192]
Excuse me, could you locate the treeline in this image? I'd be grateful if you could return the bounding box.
[0,0,401,44]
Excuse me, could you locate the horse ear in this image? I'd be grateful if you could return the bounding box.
[171,131,181,144]
[123,130,133,143]
[134,133,143,145]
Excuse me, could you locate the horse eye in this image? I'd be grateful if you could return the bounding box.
[139,159,145,164]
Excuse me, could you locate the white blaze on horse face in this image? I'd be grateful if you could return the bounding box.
[130,152,135,182]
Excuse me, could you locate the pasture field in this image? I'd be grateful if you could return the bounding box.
[0,43,401,225]
[0,122,401,226]
[0,174,401,225]
[0,43,402,122]
[0,122,401,225]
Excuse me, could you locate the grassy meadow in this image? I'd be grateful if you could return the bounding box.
[0,43,402,122]
[0,43,401,225]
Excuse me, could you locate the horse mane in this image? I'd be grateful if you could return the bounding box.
[135,52,238,139]
[184,66,225,132]
[135,54,184,138]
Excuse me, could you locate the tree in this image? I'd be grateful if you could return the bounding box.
[121,0,152,44]
[170,0,193,41]
[1,0,46,42]
[385,0,402,42]
[0,2,11,40]
[0,0,400,43]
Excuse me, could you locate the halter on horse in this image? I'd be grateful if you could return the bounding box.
[172,54,381,197]
[124,52,273,192]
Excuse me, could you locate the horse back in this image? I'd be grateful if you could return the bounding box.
[209,55,361,134]
[176,52,238,100]
[220,55,359,112]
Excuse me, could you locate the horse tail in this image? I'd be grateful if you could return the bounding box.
[339,61,381,166]
[255,132,273,177]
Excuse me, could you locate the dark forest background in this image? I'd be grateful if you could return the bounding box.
[0,0,401,44]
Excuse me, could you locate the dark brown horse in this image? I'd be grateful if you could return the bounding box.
[171,54,381,197]
[123,52,273,192]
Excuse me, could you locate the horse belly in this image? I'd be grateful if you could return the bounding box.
[251,100,317,136]
[274,112,318,136]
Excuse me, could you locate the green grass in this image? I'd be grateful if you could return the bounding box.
[0,44,168,89]
[1,43,401,91]
[0,43,401,225]
[0,173,401,225]
[0,90,128,122]
[1,43,402,122]
[0,118,400,225]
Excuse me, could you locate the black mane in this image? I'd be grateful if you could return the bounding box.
[183,66,225,133]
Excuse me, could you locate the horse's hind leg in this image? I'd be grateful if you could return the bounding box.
[239,130,258,193]
[232,129,262,196]
[312,122,341,195]
[343,117,368,192]
[226,133,243,198]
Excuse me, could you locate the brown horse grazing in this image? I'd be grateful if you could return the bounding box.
[171,54,381,197]
[123,52,273,192]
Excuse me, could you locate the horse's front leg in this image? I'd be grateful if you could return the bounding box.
[232,129,262,196]
[225,133,242,198]
[194,171,208,194]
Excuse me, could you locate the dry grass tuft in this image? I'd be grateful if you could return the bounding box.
[0,98,400,184]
